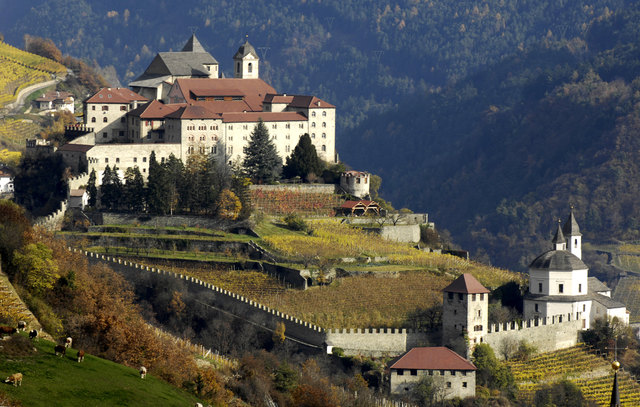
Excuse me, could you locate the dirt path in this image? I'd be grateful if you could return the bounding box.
[4,77,60,113]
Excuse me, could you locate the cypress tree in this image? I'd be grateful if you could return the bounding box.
[283,133,324,181]
[123,166,145,212]
[242,119,282,184]
[87,169,97,207]
[100,165,113,210]
[147,151,168,215]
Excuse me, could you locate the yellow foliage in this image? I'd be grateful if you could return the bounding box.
[218,189,241,220]
[0,149,21,167]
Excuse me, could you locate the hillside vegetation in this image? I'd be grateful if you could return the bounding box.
[343,3,640,271]
[0,0,631,130]
[0,41,66,107]
[0,334,201,407]
[508,345,640,406]
[69,218,524,328]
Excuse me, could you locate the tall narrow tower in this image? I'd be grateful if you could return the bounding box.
[563,209,582,259]
[442,274,489,357]
[233,36,259,79]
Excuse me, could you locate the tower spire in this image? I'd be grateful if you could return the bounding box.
[610,360,621,407]
[552,219,566,251]
[563,207,582,259]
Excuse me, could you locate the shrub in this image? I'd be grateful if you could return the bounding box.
[283,213,308,232]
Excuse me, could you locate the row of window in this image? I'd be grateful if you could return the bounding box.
[310,111,328,117]
[397,369,468,377]
[90,105,128,111]
[447,292,485,301]
[103,156,148,164]
[536,282,581,294]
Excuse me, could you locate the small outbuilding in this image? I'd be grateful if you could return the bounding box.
[389,347,476,400]
[338,200,381,216]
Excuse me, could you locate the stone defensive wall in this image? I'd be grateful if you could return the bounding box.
[74,249,436,356]
[249,184,337,194]
[34,172,88,231]
[379,224,421,243]
[484,313,583,359]
[34,199,67,231]
[325,328,439,357]
[76,249,326,348]
[103,213,232,229]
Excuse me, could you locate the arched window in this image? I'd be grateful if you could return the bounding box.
[322,122,326,127]
[91,117,96,123]
[103,117,108,123]
[322,111,326,117]
[311,111,316,117]
[248,63,253,73]
[322,145,326,152]
[311,122,316,128]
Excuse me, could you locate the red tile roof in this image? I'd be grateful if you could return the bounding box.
[221,111,307,123]
[173,78,276,111]
[390,347,476,371]
[340,200,378,209]
[288,95,335,109]
[129,100,185,119]
[165,105,222,120]
[86,88,148,104]
[35,91,74,102]
[443,274,489,294]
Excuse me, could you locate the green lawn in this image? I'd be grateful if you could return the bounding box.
[0,334,202,407]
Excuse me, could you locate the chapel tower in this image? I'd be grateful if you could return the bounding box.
[563,208,582,259]
[233,37,259,79]
[442,274,489,357]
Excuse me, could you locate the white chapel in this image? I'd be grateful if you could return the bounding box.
[523,211,628,329]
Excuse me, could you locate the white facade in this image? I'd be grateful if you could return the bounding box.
[0,175,13,193]
[390,368,476,400]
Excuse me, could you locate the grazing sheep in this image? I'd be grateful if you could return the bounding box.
[139,366,147,379]
[64,337,73,348]
[0,325,17,336]
[77,349,85,362]
[17,321,26,331]
[29,329,38,340]
[5,373,22,387]
[54,344,66,357]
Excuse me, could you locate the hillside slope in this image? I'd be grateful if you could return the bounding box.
[0,334,202,407]
[344,3,640,271]
[0,0,632,131]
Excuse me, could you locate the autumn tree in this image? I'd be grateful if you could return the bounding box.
[272,321,286,345]
[283,133,324,182]
[0,200,31,267]
[24,34,62,62]
[218,189,242,220]
[242,119,282,184]
[12,242,59,295]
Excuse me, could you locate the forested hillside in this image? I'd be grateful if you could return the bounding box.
[0,0,629,132]
[346,3,640,270]
[3,0,640,270]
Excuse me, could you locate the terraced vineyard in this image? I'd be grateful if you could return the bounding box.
[508,345,640,406]
[0,117,42,150]
[613,276,640,323]
[0,271,35,326]
[0,41,67,107]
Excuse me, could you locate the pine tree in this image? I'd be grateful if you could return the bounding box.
[242,119,282,184]
[147,151,169,215]
[87,169,97,207]
[100,165,112,209]
[123,167,145,212]
[283,133,324,181]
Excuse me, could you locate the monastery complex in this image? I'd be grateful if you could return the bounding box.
[58,35,336,181]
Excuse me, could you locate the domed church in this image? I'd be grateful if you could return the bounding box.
[523,211,628,329]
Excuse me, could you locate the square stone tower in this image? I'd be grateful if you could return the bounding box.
[442,274,489,357]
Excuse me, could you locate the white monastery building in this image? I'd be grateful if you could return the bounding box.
[523,211,629,329]
[62,34,336,182]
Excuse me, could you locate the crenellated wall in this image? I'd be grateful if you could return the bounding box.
[325,328,438,357]
[483,313,583,359]
[34,199,67,231]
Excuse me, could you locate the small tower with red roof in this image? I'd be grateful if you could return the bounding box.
[442,273,490,356]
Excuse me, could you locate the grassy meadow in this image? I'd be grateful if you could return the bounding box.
[0,334,202,407]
